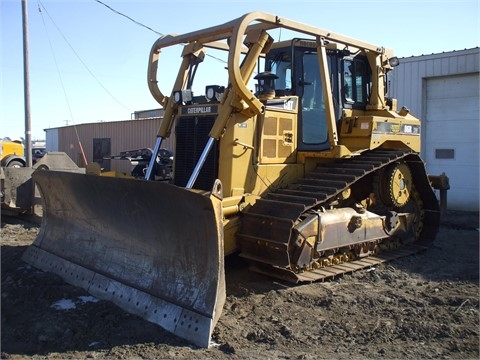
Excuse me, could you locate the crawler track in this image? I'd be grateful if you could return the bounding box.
[237,149,440,282]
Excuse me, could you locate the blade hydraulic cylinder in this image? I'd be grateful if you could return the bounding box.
[145,136,163,180]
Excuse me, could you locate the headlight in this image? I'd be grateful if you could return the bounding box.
[172,90,193,105]
[173,91,182,104]
[388,56,400,67]
[205,85,225,102]
[206,87,215,100]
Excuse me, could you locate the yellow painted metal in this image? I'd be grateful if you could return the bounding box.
[317,38,338,146]
[154,46,203,138]
[0,140,24,160]
[337,109,422,153]
[257,107,298,164]
[0,140,25,167]
[386,163,413,207]
[209,29,273,139]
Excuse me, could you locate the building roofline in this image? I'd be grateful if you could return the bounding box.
[43,116,163,132]
[400,47,479,61]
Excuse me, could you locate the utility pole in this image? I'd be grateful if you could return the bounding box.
[22,0,32,167]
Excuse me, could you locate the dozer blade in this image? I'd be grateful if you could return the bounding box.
[22,170,225,348]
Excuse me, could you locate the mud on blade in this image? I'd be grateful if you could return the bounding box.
[22,170,225,348]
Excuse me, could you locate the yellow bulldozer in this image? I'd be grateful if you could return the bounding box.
[23,12,443,347]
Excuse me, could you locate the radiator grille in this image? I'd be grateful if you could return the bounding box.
[174,115,219,191]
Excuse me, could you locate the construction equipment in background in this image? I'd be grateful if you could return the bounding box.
[1,139,26,168]
[104,147,173,180]
[1,152,83,218]
[23,12,446,347]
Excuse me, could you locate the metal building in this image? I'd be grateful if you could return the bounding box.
[45,117,172,175]
[131,108,164,120]
[390,48,479,211]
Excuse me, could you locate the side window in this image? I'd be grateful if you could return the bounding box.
[267,52,292,93]
[344,61,353,101]
[271,60,292,90]
[343,59,369,106]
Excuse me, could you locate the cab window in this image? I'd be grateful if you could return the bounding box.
[266,52,292,95]
[300,52,328,146]
[343,58,369,106]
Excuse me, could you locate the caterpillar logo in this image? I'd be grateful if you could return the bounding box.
[182,105,218,115]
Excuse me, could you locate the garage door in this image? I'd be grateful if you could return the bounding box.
[424,73,479,211]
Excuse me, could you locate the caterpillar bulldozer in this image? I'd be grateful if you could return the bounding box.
[22,12,441,348]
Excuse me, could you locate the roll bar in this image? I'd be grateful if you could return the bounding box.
[144,11,396,181]
[146,11,392,135]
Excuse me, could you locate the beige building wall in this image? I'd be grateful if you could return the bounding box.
[48,118,173,174]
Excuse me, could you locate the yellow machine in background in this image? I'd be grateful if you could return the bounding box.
[23,13,441,347]
[0,140,26,168]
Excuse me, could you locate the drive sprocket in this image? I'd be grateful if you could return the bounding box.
[378,162,412,207]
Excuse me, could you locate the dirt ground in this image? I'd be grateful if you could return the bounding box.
[1,210,479,359]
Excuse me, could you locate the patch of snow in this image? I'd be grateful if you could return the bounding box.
[16,264,32,271]
[50,296,100,311]
[78,296,99,304]
[51,298,76,310]
[209,340,220,347]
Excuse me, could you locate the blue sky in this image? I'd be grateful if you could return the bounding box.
[1,0,479,140]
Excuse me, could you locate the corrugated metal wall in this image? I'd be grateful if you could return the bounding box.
[390,48,479,147]
[389,48,479,211]
[47,118,173,174]
[45,128,59,152]
[133,108,164,119]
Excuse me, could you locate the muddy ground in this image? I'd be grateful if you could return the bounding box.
[1,210,479,359]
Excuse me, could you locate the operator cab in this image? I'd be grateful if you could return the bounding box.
[264,39,372,152]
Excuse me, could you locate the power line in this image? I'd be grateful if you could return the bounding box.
[37,0,132,113]
[37,2,89,165]
[92,0,227,65]
[37,2,75,122]
[93,0,163,36]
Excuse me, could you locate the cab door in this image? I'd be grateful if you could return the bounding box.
[295,50,331,152]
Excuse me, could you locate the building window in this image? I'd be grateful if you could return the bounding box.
[435,148,455,159]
